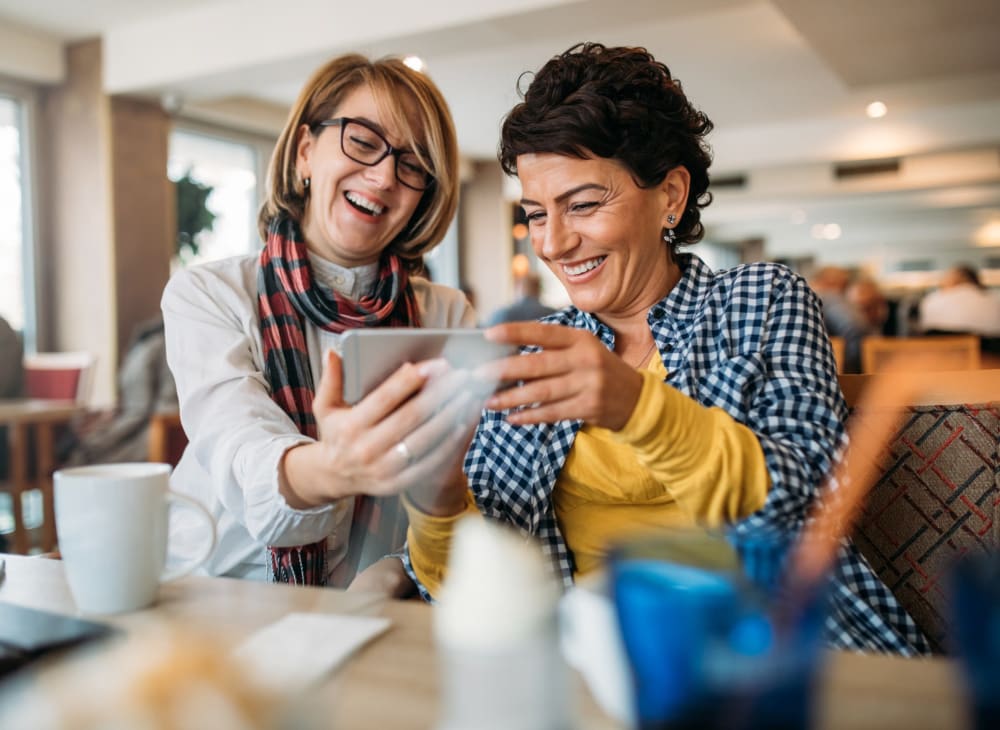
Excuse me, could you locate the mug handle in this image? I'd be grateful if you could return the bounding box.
[161,491,217,582]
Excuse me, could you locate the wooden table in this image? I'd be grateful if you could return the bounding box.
[0,555,969,729]
[0,400,81,553]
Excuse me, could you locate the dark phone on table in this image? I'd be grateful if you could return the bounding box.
[0,601,117,678]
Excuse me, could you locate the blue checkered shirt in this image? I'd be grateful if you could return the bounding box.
[404,254,930,655]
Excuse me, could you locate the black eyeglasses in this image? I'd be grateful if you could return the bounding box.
[313,117,435,191]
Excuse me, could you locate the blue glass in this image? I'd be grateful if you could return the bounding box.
[610,530,827,730]
[725,526,792,595]
[950,552,1000,730]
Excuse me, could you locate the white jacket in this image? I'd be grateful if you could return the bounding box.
[161,254,475,579]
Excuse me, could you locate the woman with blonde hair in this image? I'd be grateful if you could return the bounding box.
[162,53,477,591]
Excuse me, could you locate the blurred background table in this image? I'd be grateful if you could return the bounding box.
[0,554,967,730]
[0,400,82,554]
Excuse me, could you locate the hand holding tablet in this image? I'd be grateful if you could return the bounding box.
[339,328,517,405]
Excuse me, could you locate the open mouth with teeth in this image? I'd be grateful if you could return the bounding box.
[563,256,607,277]
[345,191,386,217]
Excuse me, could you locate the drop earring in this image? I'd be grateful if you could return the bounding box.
[303,177,311,193]
[663,213,678,243]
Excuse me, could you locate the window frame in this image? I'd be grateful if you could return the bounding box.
[168,117,275,258]
[0,78,41,352]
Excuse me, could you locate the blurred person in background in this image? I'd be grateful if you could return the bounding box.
[846,278,890,336]
[401,42,928,654]
[919,264,1000,337]
[486,270,556,325]
[162,53,478,590]
[808,265,867,372]
[0,314,24,551]
[0,314,23,401]
[60,317,177,466]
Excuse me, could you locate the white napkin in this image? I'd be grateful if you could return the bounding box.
[559,586,635,726]
[234,612,391,688]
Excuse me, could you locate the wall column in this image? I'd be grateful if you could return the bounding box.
[39,39,116,405]
[109,95,172,358]
[39,39,172,406]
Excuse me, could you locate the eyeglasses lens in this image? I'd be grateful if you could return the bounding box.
[341,120,431,190]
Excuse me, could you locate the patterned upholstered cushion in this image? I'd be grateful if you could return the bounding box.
[853,402,1000,653]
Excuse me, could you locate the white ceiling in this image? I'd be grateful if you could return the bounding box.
[2,0,999,270]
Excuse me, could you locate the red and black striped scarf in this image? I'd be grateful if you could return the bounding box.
[257,215,420,585]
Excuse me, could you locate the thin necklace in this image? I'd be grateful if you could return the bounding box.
[627,340,658,369]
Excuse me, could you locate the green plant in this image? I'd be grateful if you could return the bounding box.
[175,171,216,260]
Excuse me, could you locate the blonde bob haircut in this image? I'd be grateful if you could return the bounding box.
[258,53,459,272]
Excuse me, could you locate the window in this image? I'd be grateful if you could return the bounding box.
[0,93,36,346]
[167,127,261,266]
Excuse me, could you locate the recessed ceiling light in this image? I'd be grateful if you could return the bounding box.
[866,101,887,119]
[974,220,1000,247]
[811,222,842,240]
[403,56,426,73]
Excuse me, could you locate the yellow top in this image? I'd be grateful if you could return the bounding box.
[405,352,771,596]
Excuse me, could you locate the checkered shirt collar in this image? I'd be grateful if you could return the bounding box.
[558,252,711,346]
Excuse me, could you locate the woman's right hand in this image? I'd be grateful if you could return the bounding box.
[280,350,483,511]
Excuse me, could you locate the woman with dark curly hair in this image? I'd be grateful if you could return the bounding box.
[401,43,928,654]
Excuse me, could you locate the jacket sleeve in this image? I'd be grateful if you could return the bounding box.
[161,265,345,547]
[611,370,770,524]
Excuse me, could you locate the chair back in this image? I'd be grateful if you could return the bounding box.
[861,335,980,373]
[838,369,1000,652]
[147,410,187,467]
[23,352,96,404]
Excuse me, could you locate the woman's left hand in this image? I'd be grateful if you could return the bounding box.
[347,557,418,599]
[482,322,644,431]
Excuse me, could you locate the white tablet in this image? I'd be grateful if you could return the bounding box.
[339,328,516,405]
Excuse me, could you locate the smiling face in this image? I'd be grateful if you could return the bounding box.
[517,153,689,326]
[295,84,425,266]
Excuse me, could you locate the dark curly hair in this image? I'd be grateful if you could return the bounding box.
[499,42,714,253]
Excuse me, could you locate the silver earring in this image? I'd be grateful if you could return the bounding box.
[667,214,676,225]
[663,228,677,244]
[303,177,311,191]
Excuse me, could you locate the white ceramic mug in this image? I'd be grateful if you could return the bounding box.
[54,462,216,614]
